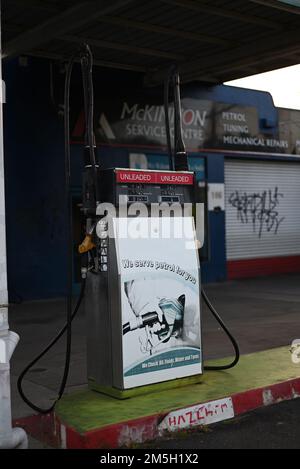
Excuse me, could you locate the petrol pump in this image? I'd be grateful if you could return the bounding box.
[18,46,239,412]
[84,167,203,394]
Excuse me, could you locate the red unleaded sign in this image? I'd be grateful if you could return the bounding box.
[116,170,194,186]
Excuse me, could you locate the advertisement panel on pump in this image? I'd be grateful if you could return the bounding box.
[113,217,202,389]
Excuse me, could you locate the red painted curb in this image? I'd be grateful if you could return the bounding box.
[65,414,161,449]
[15,377,300,448]
[13,413,61,448]
[232,377,300,415]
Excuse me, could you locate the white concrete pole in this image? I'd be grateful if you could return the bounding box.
[0,1,28,449]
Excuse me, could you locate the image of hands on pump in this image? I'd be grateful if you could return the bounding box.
[123,279,186,354]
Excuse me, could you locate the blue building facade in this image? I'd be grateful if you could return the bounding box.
[3,56,300,301]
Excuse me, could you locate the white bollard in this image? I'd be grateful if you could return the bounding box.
[0,16,25,450]
[0,309,28,449]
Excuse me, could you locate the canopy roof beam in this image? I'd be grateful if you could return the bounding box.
[98,15,232,46]
[3,0,136,58]
[162,0,282,30]
[60,35,185,61]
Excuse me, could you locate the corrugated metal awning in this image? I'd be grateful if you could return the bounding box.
[2,0,300,85]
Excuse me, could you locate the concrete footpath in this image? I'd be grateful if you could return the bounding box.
[7,273,300,447]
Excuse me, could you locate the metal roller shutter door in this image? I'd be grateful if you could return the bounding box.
[225,159,300,278]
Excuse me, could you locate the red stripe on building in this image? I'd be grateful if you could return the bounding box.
[228,255,300,280]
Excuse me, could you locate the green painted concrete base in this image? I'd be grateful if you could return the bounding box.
[88,374,203,400]
[56,346,300,434]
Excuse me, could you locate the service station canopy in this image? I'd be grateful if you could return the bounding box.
[2,0,300,85]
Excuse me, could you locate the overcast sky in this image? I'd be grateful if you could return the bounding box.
[226,64,300,110]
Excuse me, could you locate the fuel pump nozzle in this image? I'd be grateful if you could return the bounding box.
[123,295,185,354]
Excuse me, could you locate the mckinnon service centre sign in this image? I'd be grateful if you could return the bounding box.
[72,91,298,155]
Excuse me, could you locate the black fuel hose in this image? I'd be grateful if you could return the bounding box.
[163,66,240,372]
[164,66,175,171]
[17,53,79,415]
[202,289,240,371]
[164,66,188,172]
[18,45,96,414]
[17,279,86,414]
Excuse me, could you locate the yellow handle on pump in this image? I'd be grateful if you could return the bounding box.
[79,234,96,254]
